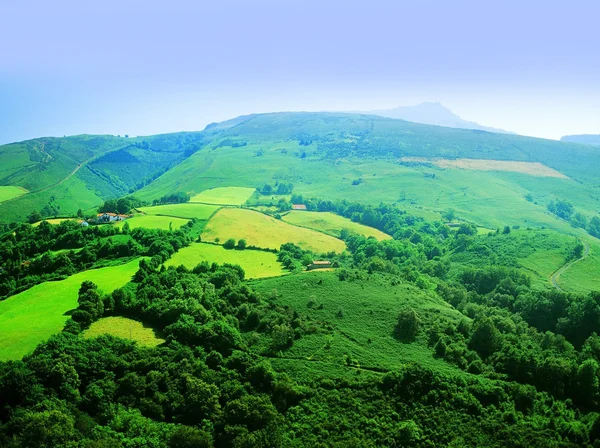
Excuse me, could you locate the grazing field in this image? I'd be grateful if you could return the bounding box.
[138,203,220,220]
[202,208,346,253]
[0,186,28,202]
[114,215,189,230]
[282,211,392,240]
[0,258,141,360]
[251,271,466,377]
[83,316,165,347]
[558,239,600,293]
[166,242,286,279]
[190,186,256,205]
[32,218,76,227]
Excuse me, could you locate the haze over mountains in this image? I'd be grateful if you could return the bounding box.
[561,134,600,146]
[363,102,515,134]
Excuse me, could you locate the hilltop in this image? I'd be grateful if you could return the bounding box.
[562,134,600,146]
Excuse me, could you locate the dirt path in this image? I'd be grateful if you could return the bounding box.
[550,239,590,291]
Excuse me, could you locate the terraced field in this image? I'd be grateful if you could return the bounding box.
[282,211,392,240]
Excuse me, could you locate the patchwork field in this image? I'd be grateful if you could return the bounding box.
[114,215,189,230]
[166,242,286,279]
[190,186,256,205]
[83,316,165,347]
[202,208,346,253]
[0,258,141,360]
[0,186,28,202]
[138,203,220,220]
[282,211,392,240]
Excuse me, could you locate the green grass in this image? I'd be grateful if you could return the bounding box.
[83,316,165,347]
[0,258,141,360]
[0,186,28,202]
[114,215,189,230]
[202,208,346,254]
[282,211,392,240]
[32,218,77,227]
[166,242,286,279]
[251,271,467,377]
[137,203,220,220]
[190,186,256,205]
[559,238,600,294]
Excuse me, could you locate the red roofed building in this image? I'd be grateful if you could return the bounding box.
[292,204,307,211]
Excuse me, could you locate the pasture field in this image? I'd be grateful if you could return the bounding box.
[282,211,391,240]
[190,186,256,205]
[251,271,466,377]
[166,242,286,279]
[32,218,76,227]
[114,215,189,230]
[83,316,165,347]
[558,239,600,294]
[138,203,220,220]
[202,208,346,253]
[0,186,28,202]
[0,258,141,360]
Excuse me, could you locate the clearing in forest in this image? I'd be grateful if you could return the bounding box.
[190,187,256,205]
[83,316,165,347]
[0,258,141,360]
[400,157,569,179]
[0,186,28,202]
[138,203,220,220]
[202,208,346,253]
[166,242,286,279]
[114,215,189,231]
[283,211,392,241]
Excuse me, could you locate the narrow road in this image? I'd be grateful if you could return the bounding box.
[550,239,590,291]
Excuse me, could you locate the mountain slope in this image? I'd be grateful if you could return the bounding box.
[561,134,600,146]
[365,102,513,134]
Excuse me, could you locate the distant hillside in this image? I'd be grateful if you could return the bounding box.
[365,102,514,134]
[561,134,600,146]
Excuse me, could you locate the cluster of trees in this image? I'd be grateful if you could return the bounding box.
[152,191,191,205]
[277,242,315,271]
[548,199,600,238]
[98,196,146,214]
[260,182,294,195]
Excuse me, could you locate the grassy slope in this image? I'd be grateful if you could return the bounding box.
[202,208,346,254]
[166,242,286,279]
[558,237,600,294]
[0,186,28,202]
[83,316,165,347]
[138,203,220,220]
[189,186,256,205]
[0,258,141,360]
[114,215,189,230]
[282,210,392,241]
[251,271,467,378]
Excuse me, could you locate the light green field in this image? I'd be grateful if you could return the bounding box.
[114,215,189,230]
[32,218,75,227]
[0,258,141,360]
[559,239,600,294]
[83,316,165,347]
[138,203,220,220]
[0,186,28,202]
[166,242,286,279]
[190,186,256,205]
[282,211,391,241]
[202,208,346,254]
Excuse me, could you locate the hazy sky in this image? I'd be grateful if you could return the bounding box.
[1,0,599,143]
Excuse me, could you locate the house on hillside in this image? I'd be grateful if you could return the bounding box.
[97,213,130,223]
[292,204,307,211]
[307,260,332,271]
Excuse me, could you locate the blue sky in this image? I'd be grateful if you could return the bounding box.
[1,0,599,143]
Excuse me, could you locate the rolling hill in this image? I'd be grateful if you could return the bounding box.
[561,134,600,146]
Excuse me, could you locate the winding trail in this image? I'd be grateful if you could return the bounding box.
[550,239,590,291]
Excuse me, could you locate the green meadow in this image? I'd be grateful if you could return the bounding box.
[83,316,165,347]
[114,214,189,230]
[138,203,220,220]
[166,242,286,279]
[0,258,141,360]
[558,238,600,293]
[190,186,256,205]
[282,210,392,240]
[0,186,27,202]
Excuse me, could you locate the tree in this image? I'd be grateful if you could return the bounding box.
[223,238,236,249]
[237,239,247,250]
[28,211,42,224]
[394,308,421,342]
[76,208,83,218]
[469,316,501,359]
[443,209,456,221]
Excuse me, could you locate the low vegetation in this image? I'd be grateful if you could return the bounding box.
[282,210,392,240]
[83,316,165,347]
[138,203,220,220]
[114,215,189,231]
[189,186,256,205]
[0,186,27,202]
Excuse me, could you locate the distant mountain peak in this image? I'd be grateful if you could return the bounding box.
[561,134,600,146]
[364,102,514,134]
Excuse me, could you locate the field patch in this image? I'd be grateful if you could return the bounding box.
[0,186,28,202]
[83,316,165,347]
[0,258,141,360]
[114,215,189,231]
[400,157,569,178]
[166,242,286,279]
[283,211,391,241]
[32,218,76,227]
[202,208,346,253]
[138,203,220,220]
[190,187,256,205]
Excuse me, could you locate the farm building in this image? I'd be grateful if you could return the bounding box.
[97,213,130,223]
[307,260,332,271]
[292,204,307,211]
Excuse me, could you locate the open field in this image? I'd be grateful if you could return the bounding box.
[138,203,220,220]
[32,218,76,227]
[0,258,141,360]
[0,186,28,202]
[114,215,189,231]
[559,238,600,294]
[83,316,165,347]
[283,211,392,240]
[166,242,286,279]
[202,208,346,253]
[190,186,255,205]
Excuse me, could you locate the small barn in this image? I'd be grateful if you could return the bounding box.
[307,260,332,271]
[292,204,307,211]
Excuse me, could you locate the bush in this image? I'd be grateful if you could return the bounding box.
[223,238,236,249]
